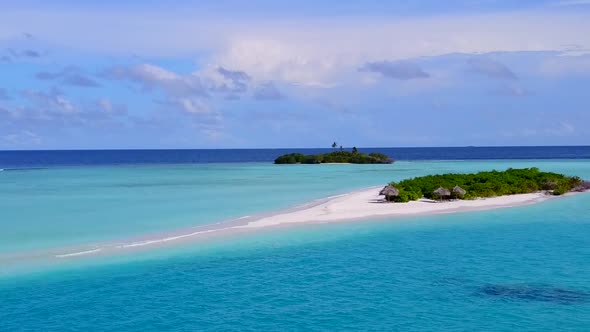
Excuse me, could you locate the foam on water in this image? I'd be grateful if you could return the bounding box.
[55,248,102,258]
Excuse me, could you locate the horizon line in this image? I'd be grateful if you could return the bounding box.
[1,145,590,152]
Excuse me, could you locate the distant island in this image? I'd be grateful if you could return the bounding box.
[275,146,393,164]
[380,168,590,202]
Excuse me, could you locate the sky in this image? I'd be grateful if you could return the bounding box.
[1,0,590,149]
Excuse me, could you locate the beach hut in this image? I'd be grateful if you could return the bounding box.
[452,185,466,198]
[379,185,400,202]
[432,187,451,200]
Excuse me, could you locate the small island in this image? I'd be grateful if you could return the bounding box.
[275,144,393,164]
[215,167,590,230]
[380,167,590,202]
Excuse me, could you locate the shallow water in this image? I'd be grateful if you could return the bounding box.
[1,158,590,330]
[2,159,588,254]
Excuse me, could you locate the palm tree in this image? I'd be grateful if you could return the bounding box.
[331,142,337,150]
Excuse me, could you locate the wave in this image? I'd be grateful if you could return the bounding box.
[47,215,259,259]
[55,248,102,258]
[117,229,222,248]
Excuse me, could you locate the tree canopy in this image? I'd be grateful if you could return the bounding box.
[388,168,583,202]
[274,151,393,164]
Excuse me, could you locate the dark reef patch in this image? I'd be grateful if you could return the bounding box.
[478,283,590,305]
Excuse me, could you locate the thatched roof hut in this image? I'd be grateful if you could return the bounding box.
[452,185,466,197]
[379,185,395,195]
[433,187,451,199]
[379,185,400,202]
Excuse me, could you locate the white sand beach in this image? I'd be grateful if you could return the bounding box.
[238,187,553,228]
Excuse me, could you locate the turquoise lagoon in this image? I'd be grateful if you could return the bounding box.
[1,159,590,331]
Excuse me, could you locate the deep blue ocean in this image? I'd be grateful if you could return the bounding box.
[1,147,589,331]
[2,146,590,168]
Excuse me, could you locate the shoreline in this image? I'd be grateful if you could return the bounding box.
[54,188,582,255]
[235,188,556,228]
[2,187,586,268]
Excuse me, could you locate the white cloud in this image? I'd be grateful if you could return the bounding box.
[135,64,180,81]
[104,64,206,97]
[215,38,342,86]
[199,65,250,94]
[2,130,42,146]
[21,89,78,114]
[2,8,590,87]
[210,13,590,86]
[359,61,430,80]
[178,98,210,114]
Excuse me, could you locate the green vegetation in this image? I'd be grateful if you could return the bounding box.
[274,151,393,164]
[388,168,584,202]
[275,142,393,164]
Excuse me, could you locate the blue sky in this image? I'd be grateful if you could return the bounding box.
[1,1,590,149]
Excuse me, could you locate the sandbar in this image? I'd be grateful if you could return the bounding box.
[238,187,555,228]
